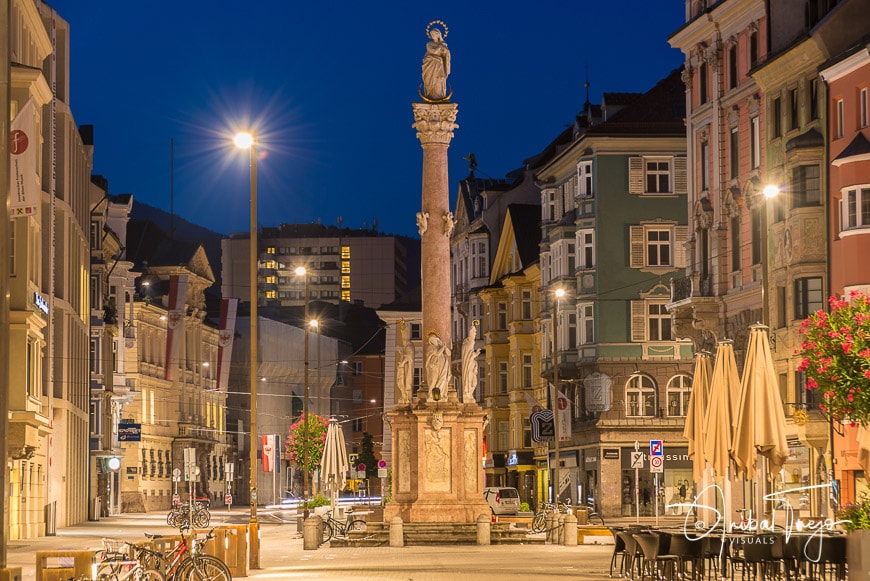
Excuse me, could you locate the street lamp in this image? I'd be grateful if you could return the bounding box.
[761,184,780,328]
[234,131,260,569]
[552,287,566,504]
[295,266,311,519]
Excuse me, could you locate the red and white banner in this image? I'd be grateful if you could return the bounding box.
[261,435,277,473]
[164,275,188,382]
[216,298,238,392]
[10,97,38,218]
[549,383,572,441]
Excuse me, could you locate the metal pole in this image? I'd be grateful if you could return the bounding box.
[247,139,260,569]
[635,441,640,525]
[303,274,310,520]
[552,294,560,505]
[0,0,11,567]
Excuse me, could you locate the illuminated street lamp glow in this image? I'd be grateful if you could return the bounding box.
[763,184,780,199]
[233,132,254,150]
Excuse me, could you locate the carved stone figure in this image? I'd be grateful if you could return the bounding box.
[395,320,415,404]
[461,322,481,403]
[421,21,451,101]
[425,332,451,400]
[416,211,429,236]
[442,211,455,238]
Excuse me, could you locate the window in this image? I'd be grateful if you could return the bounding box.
[498,362,508,395]
[523,418,532,448]
[772,96,782,138]
[578,230,595,270]
[731,215,741,271]
[579,303,594,345]
[521,290,532,320]
[352,362,363,375]
[776,285,787,329]
[841,187,870,231]
[728,44,738,90]
[26,337,34,397]
[90,338,99,374]
[577,161,593,198]
[413,368,422,391]
[646,158,671,194]
[794,277,823,319]
[809,77,819,121]
[265,290,276,299]
[341,246,350,259]
[626,374,656,417]
[352,418,363,432]
[542,191,555,222]
[411,323,421,340]
[522,354,532,388]
[792,165,820,207]
[789,87,799,131]
[749,29,758,67]
[750,116,761,169]
[90,221,101,250]
[730,127,739,179]
[647,302,672,341]
[837,99,844,138]
[700,141,710,191]
[666,374,692,417]
[630,224,686,270]
[699,62,708,104]
[497,302,507,329]
[861,88,869,129]
[567,313,577,349]
[647,230,671,267]
[751,206,762,266]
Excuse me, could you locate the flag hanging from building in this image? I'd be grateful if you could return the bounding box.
[524,392,545,414]
[262,434,278,472]
[549,383,571,441]
[10,97,38,218]
[164,275,189,382]
[216,298,238,392]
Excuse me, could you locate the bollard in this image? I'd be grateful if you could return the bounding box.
[563,513,578,546]
[544,513,554,544]
[303,516,322,550]
[557,514,566,545]
[389,516,404,547]
[476,513,491,546]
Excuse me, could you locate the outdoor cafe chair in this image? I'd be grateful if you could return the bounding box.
[633,532,682,581]
[609,527,627,578]
[804,535,846,581]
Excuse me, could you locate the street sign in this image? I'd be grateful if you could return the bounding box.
[378,468,388,478]
[530,409,555,442]
[630,451,644,469]
[650,440,663,456]
[650,456,664,473]
[378,460,387,469]
[118,422,141,442]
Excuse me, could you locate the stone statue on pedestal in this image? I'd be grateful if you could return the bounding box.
[420,21,451,102]
[425,331,451,400]
[395,319,415,405]
[461,321,481,403]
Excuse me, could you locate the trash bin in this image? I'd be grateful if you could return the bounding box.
[45,501,57,536]
[89,496,101,522]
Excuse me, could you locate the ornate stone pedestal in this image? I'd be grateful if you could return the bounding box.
[384,398,490,523]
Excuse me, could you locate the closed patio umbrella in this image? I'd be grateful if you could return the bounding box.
[731,324,789,481]
[703,340,741,481]
[320,418,349,509]
[684,352,712,483]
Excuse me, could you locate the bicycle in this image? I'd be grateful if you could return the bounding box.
[531,501,571,533]
[167,502,210,529]
[321,509,367,542]
[95,539,165,581]
[137,527,232,581]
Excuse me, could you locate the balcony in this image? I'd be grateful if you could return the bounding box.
[667,274,720,352]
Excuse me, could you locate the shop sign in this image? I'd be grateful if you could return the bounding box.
[507,451,518,466]
[584,450,598,466]
[33,292,49,315]
[118,422,141,442]
[584,372,611,412]
[602,448,620,460]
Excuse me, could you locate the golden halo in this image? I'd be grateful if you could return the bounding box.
[427,329,441,339]
[417,84,454,103]
[426,20,448,39]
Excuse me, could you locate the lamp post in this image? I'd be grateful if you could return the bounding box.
[761,184,780,328]
[552,287,565,504]
[234,131,259,569]
[295,266,311,519]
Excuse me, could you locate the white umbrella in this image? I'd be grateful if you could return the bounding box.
[684,352,712,483]
[704,341,741,481]
[320,418,349,509]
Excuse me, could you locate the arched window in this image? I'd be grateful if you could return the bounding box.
[626,374,657,417]
[667,374,693,417]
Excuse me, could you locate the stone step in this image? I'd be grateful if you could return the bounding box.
[328,521,541,547]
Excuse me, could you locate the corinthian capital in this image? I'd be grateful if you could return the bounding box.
[412,102,459,145]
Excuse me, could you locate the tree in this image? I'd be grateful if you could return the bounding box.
[357,432,378,480]
[285,413,328,473]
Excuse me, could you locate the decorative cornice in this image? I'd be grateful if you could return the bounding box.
[412,102,459,146]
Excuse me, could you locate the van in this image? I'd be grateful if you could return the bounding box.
[483,486,520,515]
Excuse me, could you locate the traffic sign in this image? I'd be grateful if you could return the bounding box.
[630,451,644,469]
[378,460,387,469]
[650,455,664,473]
[650,440,663,457]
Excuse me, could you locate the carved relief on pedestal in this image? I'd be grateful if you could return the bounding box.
[398,430,411,493]
[464,429,477,494]
[424,427,451,492]
[412,102,459,146]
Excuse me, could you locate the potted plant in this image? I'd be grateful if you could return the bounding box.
[837,491,870,581]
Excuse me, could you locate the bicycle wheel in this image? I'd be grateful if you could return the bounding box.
[193,509,210,528]
[531,512,546,533]
[588,513,605,526]
[347,519,367,532]
[135,568,166,581]
[178,555,231,581]
[322,521,334,542]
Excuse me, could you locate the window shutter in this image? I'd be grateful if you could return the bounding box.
[629,157,644,194]
[674,226,688,268]
[674,156,687,194]
[839,198,845,231]
[629,226,644,268]
[631,300,646,342]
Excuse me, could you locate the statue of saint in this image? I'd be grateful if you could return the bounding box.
[395,320,415,404]
[425,332,451,400]
[421,21,451,101]
[461,322,481,403]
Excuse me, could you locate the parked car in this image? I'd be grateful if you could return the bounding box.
[483,487,520,515]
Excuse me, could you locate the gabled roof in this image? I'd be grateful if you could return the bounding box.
[488,204,541,284]
[832,131,870,166]
[456,176,512,224]
[127,219,214,282]
[585,67,686,135]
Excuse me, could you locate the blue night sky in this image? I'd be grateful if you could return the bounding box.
[47,1,685,238]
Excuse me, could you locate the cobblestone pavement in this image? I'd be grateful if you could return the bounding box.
[5,508,627,580]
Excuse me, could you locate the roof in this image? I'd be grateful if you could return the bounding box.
[585,67,686,135]
[127,219,204,269]
[506,204,541,267]
[833,132,870,164]
[457,176,512,223]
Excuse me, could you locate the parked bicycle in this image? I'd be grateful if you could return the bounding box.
[321,509,367,542]
[95,539,165,581]
[166,501,210,529]
[134,527,231,580]
[531,501,571,533]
